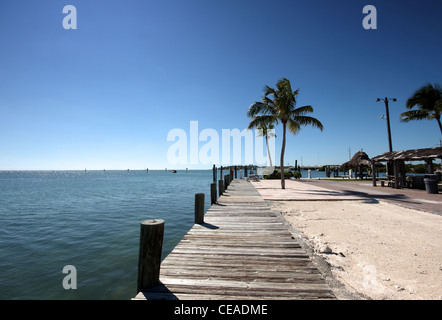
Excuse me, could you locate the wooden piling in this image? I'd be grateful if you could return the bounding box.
[210,183,217,205]
[218,179,224,197]
[195,193,205,224]
[137,219,164,292]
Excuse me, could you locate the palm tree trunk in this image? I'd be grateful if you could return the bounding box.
[280,121,287,189]
[265,135,273,168]
[437,117,442,135]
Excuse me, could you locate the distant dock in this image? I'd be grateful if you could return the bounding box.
[134,179,335,300]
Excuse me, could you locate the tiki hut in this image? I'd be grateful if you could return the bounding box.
[372,147,442,188]
[341,150,377,179]
[371,147,442,165]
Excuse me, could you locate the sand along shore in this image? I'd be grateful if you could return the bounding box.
[251,179,442,300]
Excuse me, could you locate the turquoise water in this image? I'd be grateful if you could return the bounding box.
[0,170,213,300]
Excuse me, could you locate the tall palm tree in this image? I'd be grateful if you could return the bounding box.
[400,83,442,135]
[247,78,323,189]
[248,119,276,169]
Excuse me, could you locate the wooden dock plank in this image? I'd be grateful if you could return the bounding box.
[136,179,335,300]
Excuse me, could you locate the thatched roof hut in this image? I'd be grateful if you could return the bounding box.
[371,147,442,162]
[371,147,442,188]
[341,151,373,168]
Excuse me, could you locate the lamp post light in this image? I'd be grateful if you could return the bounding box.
[376,97,396,153]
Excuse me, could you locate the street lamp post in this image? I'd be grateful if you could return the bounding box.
[376,97,396,153]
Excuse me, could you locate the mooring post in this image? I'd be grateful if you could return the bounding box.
[210,182,217,205]
[213,164,216,183]
[219,179,224,197]
[137,219,164,293]
[235,166,237,179]
[195,193,205,224]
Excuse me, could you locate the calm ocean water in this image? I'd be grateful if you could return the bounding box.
[0,170,214,300]
[0,168,372,300]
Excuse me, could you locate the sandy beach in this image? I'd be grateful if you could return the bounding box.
[252,179,442,300]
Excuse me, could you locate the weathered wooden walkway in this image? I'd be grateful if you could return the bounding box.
[134,179,335,300]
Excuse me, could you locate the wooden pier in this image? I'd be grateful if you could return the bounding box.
[134,179,335,300]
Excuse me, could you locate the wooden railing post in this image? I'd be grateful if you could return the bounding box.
[137,219,164,293]
[211,182,217,205]
[219,179,224,197]
[195,193,205,224]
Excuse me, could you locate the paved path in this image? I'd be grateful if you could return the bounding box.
[250,179,367,201]
[252,179,442,216]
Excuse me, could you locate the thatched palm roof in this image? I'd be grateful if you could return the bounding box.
[372,147,442,162]
[341,151,373,168]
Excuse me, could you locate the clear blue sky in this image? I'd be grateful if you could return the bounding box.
[1,0,441,170]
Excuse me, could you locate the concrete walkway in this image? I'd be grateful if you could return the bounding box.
[250,179,367,201]
[251,179,442,216]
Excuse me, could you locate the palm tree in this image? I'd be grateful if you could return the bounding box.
[247,78,323,189]
[400,83,442,135]
[248,119,276,169]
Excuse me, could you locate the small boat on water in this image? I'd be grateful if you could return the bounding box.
[171,170,177,173]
